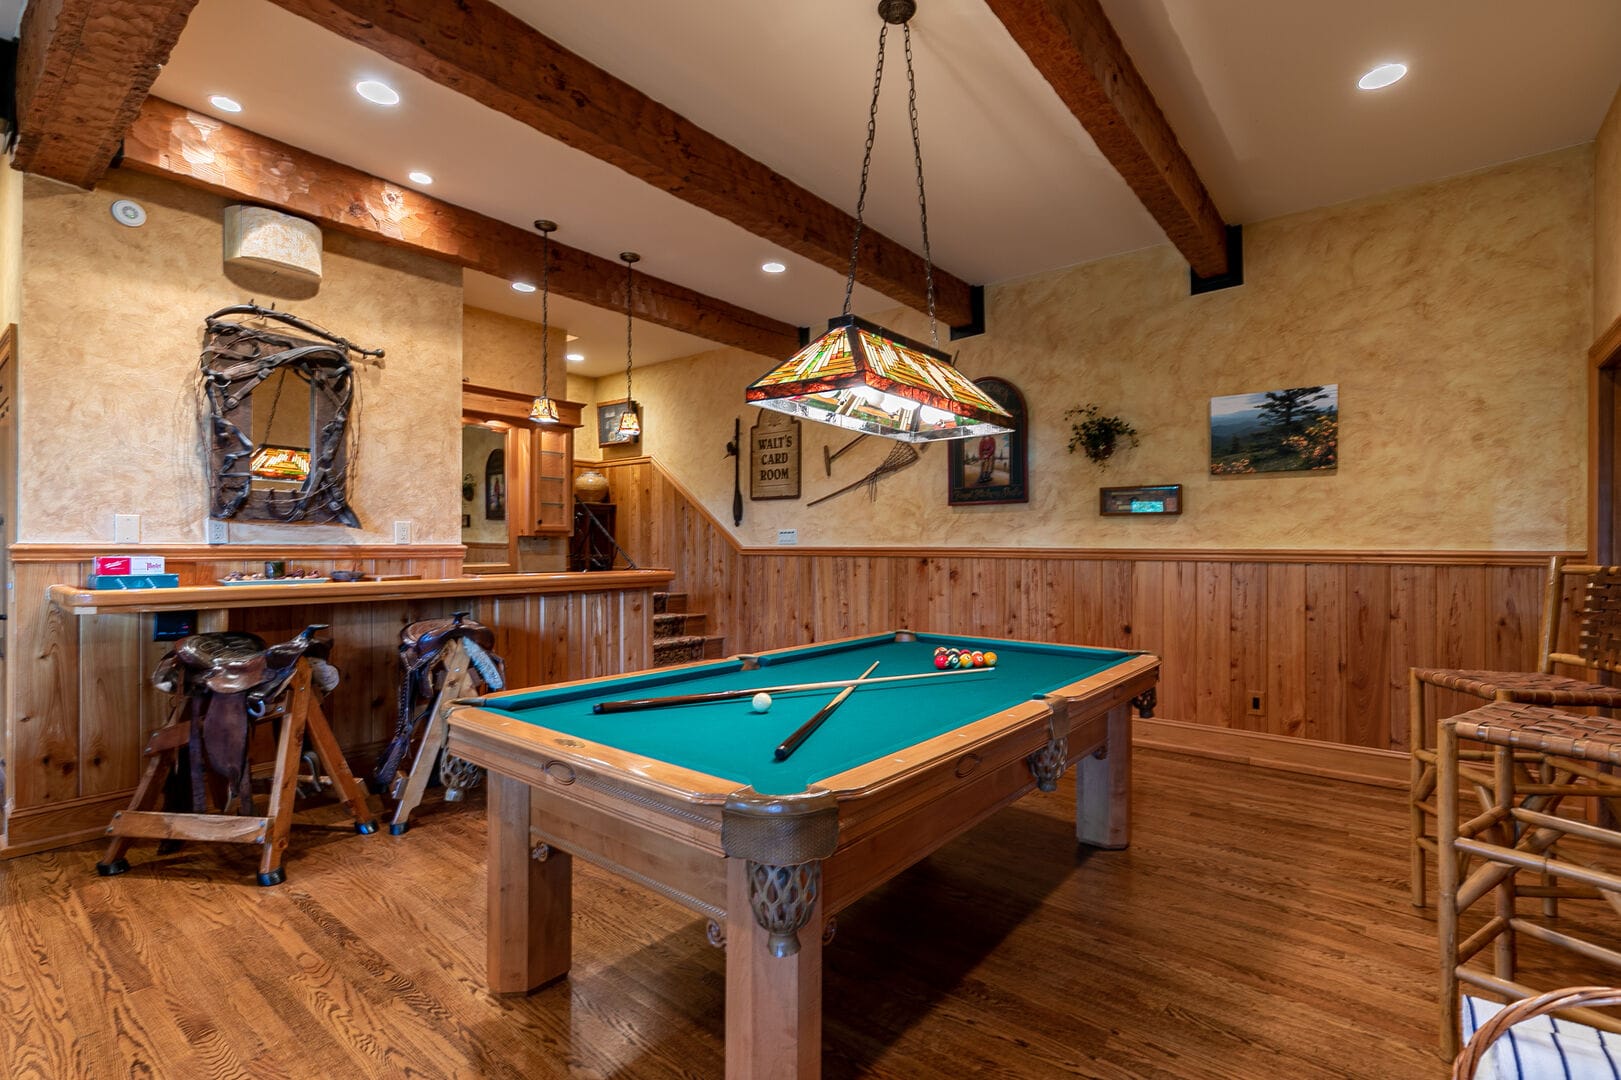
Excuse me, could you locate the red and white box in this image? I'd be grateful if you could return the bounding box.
[93,555,166,576]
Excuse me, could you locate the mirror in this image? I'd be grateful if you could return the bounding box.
[461,423,511,568]
[200,305,380,526]
[246,368,314,499]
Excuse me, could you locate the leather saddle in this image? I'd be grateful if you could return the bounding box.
[153,624,336,815]
[373,612,502,793]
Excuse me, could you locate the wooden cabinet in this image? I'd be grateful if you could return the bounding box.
[462,383,582,570]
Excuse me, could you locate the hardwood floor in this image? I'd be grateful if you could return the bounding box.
[1,751,1473,1078]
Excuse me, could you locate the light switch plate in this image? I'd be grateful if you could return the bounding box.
[777,529,798,545]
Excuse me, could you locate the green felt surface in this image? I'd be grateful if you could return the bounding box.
[478,633,1133,795]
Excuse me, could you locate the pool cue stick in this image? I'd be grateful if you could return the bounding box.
[590,666,989,714]
[774,661,880,762]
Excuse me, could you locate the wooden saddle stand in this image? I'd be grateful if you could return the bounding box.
[374,611,505,835]
[96,624,378,886]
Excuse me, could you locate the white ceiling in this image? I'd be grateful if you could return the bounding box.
[144,0,1621,374]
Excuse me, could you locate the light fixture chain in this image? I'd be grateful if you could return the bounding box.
[843,22,889,317]
[540,230,551,399]
[903,24,937,346]
[624,255,635,405]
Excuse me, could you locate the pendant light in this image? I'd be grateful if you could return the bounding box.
[616,252,642,439]
[745,0,1011,443]
[527,219,561,424]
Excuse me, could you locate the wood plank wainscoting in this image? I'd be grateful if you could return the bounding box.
[585,457,1580,785]
[3,544,666,856]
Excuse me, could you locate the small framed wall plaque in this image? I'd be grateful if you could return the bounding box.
[597,399,641,446]
[1100,484,1182,516]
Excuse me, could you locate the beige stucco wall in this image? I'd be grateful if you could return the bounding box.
[462,304,566,398]
[1598,87,1621,333]
[568,373,600,461]
[17,168,463,544]
[600,147,1592,553]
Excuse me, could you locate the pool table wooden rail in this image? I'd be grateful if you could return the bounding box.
[446,632,1159,1080]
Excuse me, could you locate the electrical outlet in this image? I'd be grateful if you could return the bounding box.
[1247,693,1265,716]
[777,529,798,545]
[113,514,140,544]
[393,520,412,545]
[205,519,228,545]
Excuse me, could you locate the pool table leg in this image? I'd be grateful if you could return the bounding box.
[724,857,823,1080]
[1076,702,1132,849]
[488,772,572,993]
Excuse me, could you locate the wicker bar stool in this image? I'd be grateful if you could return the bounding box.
[1438,702,1621,1059]
[1453,986,1621,1078]
[1411,558,1621,907]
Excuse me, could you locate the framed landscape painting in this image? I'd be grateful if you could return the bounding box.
[1209,385,1338,474]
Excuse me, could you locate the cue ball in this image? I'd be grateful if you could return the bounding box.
[751,692,773,712]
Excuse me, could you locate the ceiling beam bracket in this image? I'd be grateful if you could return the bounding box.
[949,285,986,341]
[1189,225,1243,296]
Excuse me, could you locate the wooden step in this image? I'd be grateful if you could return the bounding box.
[652,634,726,668]
[653,612,707,637]
[652,591,688,615]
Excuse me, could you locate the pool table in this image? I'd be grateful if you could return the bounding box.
[446,630,1158,1080]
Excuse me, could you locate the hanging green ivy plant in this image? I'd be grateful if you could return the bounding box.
[1065,405,1139,467]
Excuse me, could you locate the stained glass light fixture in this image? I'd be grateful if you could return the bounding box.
[528,219,561,425]
[617,252,642,439]
[745,0,1011,443]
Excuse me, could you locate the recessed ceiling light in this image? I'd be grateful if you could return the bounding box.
[1357,63,1407,91]
[761,261,787,274]
[209,94,242,113]
[511,281,537,293]
[355,80,401,106]
[407,170,433,185]
[566,352,585,362]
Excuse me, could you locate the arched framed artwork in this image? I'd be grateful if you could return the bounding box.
[485,448,506,521]
[947,377,1028,505]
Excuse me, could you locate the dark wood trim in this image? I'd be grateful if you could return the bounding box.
[1591,314,1621,562]
[462,383,584,428]
[264,0,977,327]
[12,0,198,187]
[121,99,801,359]
[1590,312,1621,367]
[983,0,1230,278]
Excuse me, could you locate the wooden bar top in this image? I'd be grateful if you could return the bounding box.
[47,569,675,615]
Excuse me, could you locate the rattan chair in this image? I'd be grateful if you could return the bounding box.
[1437,703,1621,1060]
[1410,558,1621,907]
[1454,987,1621,1078]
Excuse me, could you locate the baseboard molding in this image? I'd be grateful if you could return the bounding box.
[1134,717,1406,789]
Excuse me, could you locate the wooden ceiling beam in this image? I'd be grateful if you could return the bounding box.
[122,99,802,358]
[264,0,978,327]
[983,0,1230,279]
[13,0,200,188]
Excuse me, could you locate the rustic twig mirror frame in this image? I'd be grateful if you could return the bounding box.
[199,304,382,527]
